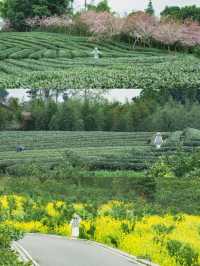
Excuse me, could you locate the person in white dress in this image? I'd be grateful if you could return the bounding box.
[91,47,102,60]
[70,214,82,239]
[154,132,163,149]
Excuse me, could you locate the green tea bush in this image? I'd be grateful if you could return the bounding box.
[0,32,199,94]
[164,131,182,147]
[183,128,200,142]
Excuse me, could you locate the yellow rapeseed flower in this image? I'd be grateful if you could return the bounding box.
[46,202,60,217]
[54,224,71,237]
[0,196,9,209]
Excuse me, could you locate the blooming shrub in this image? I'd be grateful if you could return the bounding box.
[94,216,124,247]
[4,221,49,234]
[54,224,71,236]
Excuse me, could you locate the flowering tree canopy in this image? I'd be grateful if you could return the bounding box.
[123,12,158,46]
[153,21,183,47]
[26,16,73,29]
[80,11,124,40]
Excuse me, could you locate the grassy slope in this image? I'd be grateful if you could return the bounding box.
[0,32,198,90]
[0,130,197,171]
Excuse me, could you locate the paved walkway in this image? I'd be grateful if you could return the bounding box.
[18,234,143,266]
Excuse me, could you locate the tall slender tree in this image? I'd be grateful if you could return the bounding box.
[145,0,155,16]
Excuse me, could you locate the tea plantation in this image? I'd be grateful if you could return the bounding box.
[0,128,200,171]
[0,32,199,91]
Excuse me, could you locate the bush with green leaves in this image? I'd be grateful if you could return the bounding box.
[145,102,200,132]
[149,151,200,214]
[0,224,29,266]
[0,224,24,246]
[167,240,199,266]
[194,46,200,58]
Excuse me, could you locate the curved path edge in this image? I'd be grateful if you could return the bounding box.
[13,233,159,266]
[12,241,39,266]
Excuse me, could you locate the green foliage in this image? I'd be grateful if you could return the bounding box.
[95,0,110,13]
[149,151,200,214]
[161,5,200,23]
[0,249,30,265]
[164,131,182,147]
[0,107,11,129]
[64,150,86,169]
[2,147,200,215]
[161,6,181,19]
[145,102,200,131]
[183,128,200,142]
[0,130,152,171]
[162,150,200,177]
[167,240,199,266]
[0,0,72,30]
[80,221,95,239]
[87,0,111,13]
[153,224,175,236]
[5,92,200,132]
[1,128,200,172]
[145,0,155,16]
[0,224,28,266]
[0,224,24,245]
[194,46,200,58]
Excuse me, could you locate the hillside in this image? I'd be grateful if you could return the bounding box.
[0,32,199,91]
[1,129,200,171]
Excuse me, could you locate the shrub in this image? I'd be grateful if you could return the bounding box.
[183,128,200,142]
[194,46,200,57]
[167,240,199,266]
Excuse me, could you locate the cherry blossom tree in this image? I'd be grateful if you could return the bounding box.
[26,16,73,31]
[153,20,200,49]
[180,21,200,47]
[123,12,158,48]
[152,20,183,50]
[79,11,124,40]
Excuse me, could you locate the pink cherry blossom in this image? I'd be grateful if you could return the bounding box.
[123,12,158,47]
[80,11,124,40]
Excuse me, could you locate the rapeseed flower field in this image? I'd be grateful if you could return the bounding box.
[1,195,200,266]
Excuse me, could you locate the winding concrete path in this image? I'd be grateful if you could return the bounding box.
[17,234,144,266]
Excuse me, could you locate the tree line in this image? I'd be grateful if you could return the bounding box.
[1,95,200,132]
[1,0,200,32]
[161,5,200,23]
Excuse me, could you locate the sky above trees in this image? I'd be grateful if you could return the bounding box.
[74,0,200,15]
